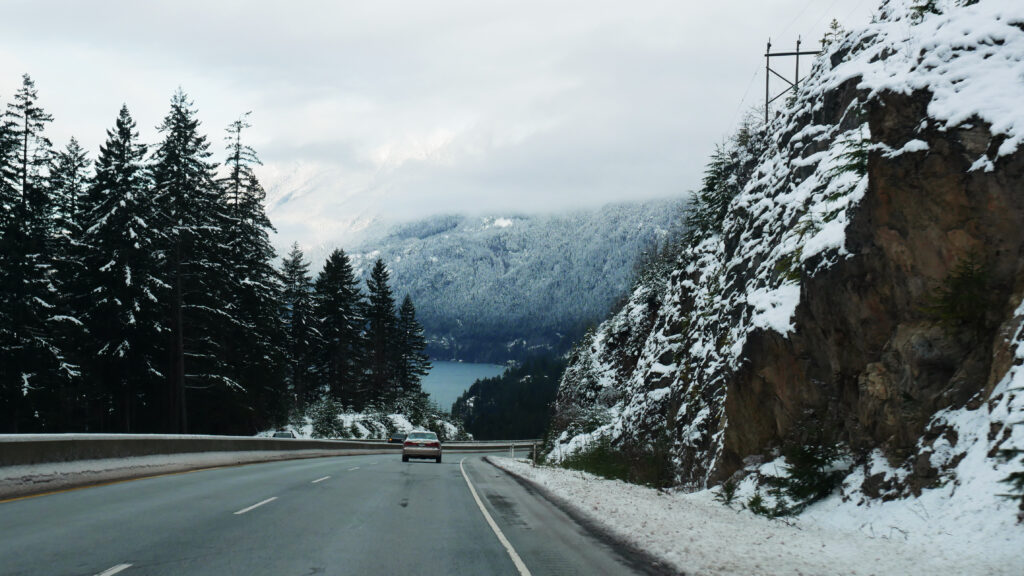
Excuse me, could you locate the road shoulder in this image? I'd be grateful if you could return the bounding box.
[482,456,677,576]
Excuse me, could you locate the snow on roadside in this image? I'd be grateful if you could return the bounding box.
[263,410,467,440]
[490,457,1021,576]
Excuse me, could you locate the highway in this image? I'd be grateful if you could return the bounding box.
[0,452,660,575]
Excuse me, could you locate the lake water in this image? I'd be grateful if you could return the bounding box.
[421,361,506,412]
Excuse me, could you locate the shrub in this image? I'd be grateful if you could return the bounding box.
[560,434,675,488]
[715,480,738,506]
[750,442,847,517]
[747,492,772,516]
[309,397,343,438]
[999,445,1024,518]
[921,251,991,338]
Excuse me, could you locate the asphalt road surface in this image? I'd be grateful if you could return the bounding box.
[0,452,660,575]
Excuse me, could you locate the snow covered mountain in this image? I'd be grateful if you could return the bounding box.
[347,199,685,362]
[548,0,1024,559]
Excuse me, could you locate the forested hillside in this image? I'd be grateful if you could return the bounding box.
[0,78,437,435]
[348,201,685,362]
[451,354,565,440]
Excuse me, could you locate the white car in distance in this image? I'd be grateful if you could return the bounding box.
[402,430,442,463]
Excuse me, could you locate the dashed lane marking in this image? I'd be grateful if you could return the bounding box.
[460,457,532,576]
[347,466,360,471]
[233,497,277,515]
[312,476,330,483]
[94,564,132,576]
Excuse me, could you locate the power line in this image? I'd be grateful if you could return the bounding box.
[731,66,762,131]
[777,0,817,39]
[811,0,846,32]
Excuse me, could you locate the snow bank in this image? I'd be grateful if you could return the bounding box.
[491,457,1023,576]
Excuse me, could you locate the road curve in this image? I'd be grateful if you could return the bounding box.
[0,451,658,575]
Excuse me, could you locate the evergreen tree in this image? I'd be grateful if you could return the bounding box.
[314,248,365,408]
[684,113,765,244]
[220,113,287,430]
[395,294,430,398]
[150,89,237,433]
[0,74,74,432]
[49,137,90,253]
[80,105,167,432]
[364,258,398,405]
[46,137,92,429]
[280,243,320,412]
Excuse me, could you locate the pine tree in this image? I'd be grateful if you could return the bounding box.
[280,243,320,412]
[219,113,287,430]
[49,137,90,253]
[364,258,398,406]
[684,113,766,244]
[314,248,365,408]
[80,105,168,432]
[0,74,74,432]
[150,89,237,433]
[396,294,431,398]
[0,88,19,431]
[46,137,92,429]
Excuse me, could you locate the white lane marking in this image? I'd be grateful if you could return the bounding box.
[347,466,360,471]
[312,476,330,483]
[459,458,532,576]
[233,497,277,515]
[95,564,132,576]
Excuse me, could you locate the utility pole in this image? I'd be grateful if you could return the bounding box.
[764,36,821,124]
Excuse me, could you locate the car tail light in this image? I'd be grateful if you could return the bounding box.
[404,440,414,446]
[426,441,440,448]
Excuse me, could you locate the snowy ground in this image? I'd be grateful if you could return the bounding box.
[490,457,1024,576]
[264,411,462,440]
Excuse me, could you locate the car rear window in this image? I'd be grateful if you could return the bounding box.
[407,432,437,441]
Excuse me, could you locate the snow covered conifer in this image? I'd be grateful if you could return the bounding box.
[49,137,90,253]
[314,248,366,408]
[80,105,167,431]
[281,243,321,412]
[396,294,431,398]
[150,89,237,433]
[219,113,288,429]
[0,75,75,432]
[364,258,399,405]
[45,137,92,427]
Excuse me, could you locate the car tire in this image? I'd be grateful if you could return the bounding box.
[436,455,442,463]
[402,455,409,462]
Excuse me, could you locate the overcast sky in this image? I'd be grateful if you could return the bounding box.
[0,0,876,251]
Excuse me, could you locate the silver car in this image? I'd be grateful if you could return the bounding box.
[402,430,442,463]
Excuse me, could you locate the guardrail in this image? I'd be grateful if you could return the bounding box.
[0,434,542,467]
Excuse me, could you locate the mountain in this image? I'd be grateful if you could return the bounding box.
[347,198,686,363]
[548,0,1024,529]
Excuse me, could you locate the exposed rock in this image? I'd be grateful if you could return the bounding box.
[548,0,1024,499]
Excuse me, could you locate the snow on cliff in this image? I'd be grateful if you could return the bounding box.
[549,0,1024,553]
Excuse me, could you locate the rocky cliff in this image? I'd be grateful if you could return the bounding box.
[549,0,1024,508]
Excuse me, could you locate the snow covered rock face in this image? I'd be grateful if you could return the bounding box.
[550,0,1024,492]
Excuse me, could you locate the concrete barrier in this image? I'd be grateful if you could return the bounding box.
[0,434,542,467]
[0,434,538,500]
[0,434,394,467]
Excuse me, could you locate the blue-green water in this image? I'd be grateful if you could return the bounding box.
[421,361,506,412]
